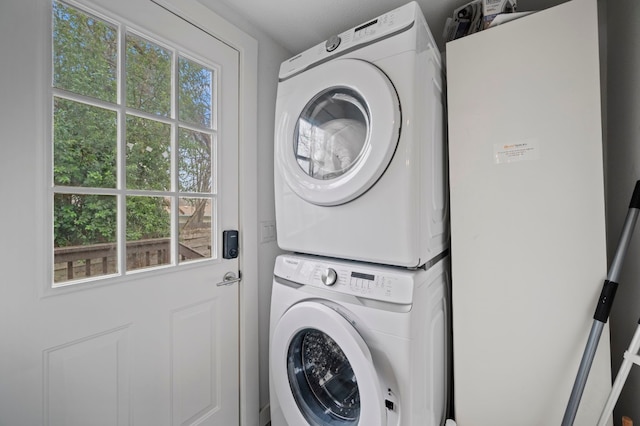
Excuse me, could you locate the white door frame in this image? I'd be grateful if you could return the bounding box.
[151,1,259,424]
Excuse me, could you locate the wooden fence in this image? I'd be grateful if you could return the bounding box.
[54,235,210,283]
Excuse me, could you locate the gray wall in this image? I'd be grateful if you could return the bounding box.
[606,0,640,423]
[253,38,288,422]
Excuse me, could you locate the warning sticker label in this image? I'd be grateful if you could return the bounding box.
[494,139,540,164]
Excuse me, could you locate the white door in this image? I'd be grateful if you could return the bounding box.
[0,0,240,425]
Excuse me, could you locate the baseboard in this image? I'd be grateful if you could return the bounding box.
[259,404,271,426]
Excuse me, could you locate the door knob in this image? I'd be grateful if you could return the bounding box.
[216,271,241,286]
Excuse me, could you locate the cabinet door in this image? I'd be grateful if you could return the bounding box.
[447,0,611,424]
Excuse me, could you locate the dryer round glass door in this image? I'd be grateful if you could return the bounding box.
[294,88,369,181]
[276,58,401,206]
[270,301,385,426]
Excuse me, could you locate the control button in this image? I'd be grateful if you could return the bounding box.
[325,35,341,52]
[321,268,338,286]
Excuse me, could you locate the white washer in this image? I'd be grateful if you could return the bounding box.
[269,253,450,426]
[274,2,448,268]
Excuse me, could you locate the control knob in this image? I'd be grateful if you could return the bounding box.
[325,35,341,52]
[321,268,338,286]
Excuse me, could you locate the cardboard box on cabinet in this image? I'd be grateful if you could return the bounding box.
[482,0,517,28]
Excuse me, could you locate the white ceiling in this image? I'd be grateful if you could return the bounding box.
[198,0,567,55]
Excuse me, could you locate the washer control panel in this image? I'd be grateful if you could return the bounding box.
[274,254,417,304]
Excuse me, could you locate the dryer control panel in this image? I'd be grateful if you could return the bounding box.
[274,254,421,305]
[279,2,420,80]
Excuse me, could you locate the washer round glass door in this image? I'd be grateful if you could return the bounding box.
[276,58,401,206]
[271,301,385,426]
[288,328,360,424]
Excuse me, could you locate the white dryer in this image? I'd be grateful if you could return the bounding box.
[274,2,448,268]
[269,253,450,426]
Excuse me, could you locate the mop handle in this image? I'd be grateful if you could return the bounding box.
[561,180,640,426]
[594,180,640,324]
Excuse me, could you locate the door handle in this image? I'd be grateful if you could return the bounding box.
[216,271,241,286]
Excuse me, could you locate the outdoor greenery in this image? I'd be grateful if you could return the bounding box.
[52,0,214,250]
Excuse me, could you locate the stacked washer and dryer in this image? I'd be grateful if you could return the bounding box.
[270,3,450,425]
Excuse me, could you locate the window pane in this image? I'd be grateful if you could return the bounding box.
[126,196,171,272]
[53,1,117,103]
[126,115,171,190]
[178,128,212,193]
[179,198,212,263]
[179,56,213,128]
[126,33,171,116]
[53,193,117,284]
[54,98,117,188]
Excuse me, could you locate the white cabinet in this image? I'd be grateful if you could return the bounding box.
[447,0,611,424]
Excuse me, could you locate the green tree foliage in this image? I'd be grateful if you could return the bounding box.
[53,1,117,102]
[54,194,117,246]
[54,98,117,189]
[179,57,212,127]
[52,1,214,248]
[126,33,171,116]
[126,115,171,191]
[126,196,170,241]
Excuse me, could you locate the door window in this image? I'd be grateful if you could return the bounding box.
[51,0,219,286]
[287,328,360,425]
[294,88,369,180]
